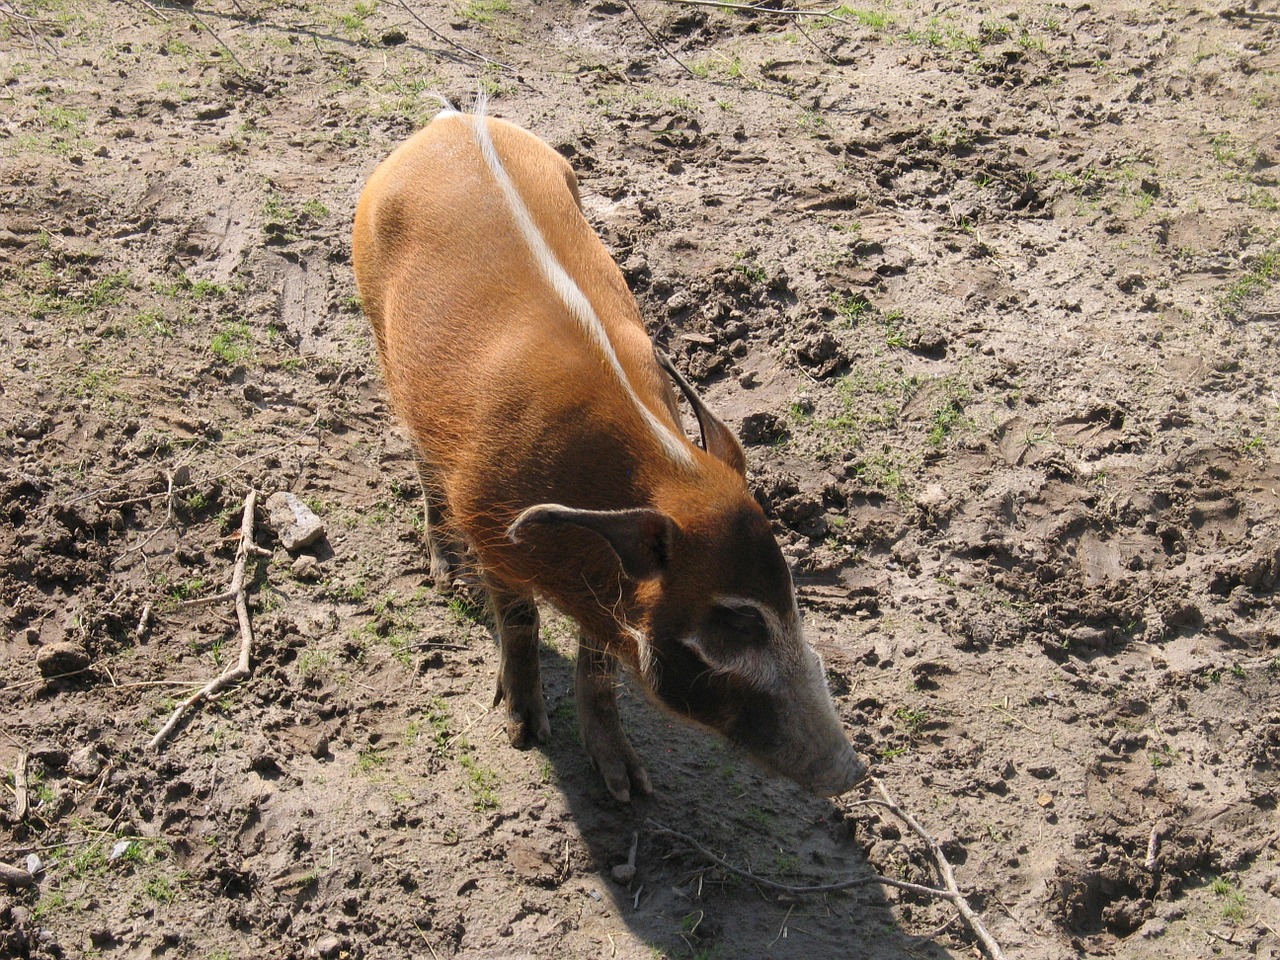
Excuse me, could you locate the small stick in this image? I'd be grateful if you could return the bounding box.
[1145,822,1162,872]
[871,777,1008,960]
[136,603,152,638]
[186,5,246,71]
[13,752,29,820]
[388,0,516,72]
[655,0,853,23]
[0,862,34,887]
[768,902,795,948]
[623,0,697,78]
[149,491,271,750]
[4,667,92,691]
[646,819,947,898]
[791,12,837,63]
[1222,10,1280,23]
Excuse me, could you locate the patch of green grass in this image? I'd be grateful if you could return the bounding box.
[210,322,253,364]
[336,0,378,34]
[301,198,330,219]
[927,124,977,151]
[830,6,894,30]
[1210,132,1257,170]
[833,293,873,326]
[74,366,120,402]
[923,377,971,447]
[894,706,930,737]
[456,0,510,23]
[1221,249,1279,318]
[458,750,499,810]
[297,650,333,681]
[1247,188,1278,212]
[1148,744,1177,768]
[143,872,181,904]
[1210,876,1246,922]
[851,448,914,500]
[16,267,133,320]
[33,890,69,921]
[796,109,829,134]
[690,54,744,79]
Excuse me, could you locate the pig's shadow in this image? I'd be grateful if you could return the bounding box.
[528,641,957,960]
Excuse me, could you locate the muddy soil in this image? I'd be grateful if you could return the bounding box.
[2,1,1279,958]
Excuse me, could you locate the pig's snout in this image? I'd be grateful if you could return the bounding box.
[802,746,868,798]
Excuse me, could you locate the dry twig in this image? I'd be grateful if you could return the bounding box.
[654,0,853,23]
[646,819,948,898]
[648,776,1009,960]
[388,0,516,72]
[149,491,271,750]
[870,777,1008,960]
[12,752,29,821]
[623,0,697,77]
[0,862,34,888]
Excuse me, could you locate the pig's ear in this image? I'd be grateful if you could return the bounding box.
[507,504,674,581]
[678,601,783,691]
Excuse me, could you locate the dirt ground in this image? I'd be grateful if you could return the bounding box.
[1,0,1278,957]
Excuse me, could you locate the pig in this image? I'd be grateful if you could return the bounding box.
[352,105,866,801]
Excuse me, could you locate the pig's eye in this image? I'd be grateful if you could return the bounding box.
[706,602,771,647]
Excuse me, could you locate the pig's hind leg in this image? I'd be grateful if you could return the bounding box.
[577,637,652,803]
[490,584,551,747]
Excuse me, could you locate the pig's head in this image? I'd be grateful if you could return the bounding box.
[508,478,867,798]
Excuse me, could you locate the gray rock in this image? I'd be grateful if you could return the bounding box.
[266,492,325,552]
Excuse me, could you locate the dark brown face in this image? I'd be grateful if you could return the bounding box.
[636,501,863,795]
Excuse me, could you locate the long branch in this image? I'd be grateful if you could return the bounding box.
[148,490,269,750]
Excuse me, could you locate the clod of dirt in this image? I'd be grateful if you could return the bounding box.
[35,641,90,677]
[291,554,321,580]
[739,411,787,446]
[265,492,325,552]
[67,745,104,780]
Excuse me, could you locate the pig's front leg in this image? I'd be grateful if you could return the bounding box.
[415,458,470,593]
[490,585,550,746]
[577,637,652,803]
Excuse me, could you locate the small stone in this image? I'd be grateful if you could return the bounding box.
[35,641,90,678]
[266,492,325,552]
[315,934,344,959]
[26,853,43,875]
[310,733,330,759]
[291,554,320,580]
[67,745,103,780]
[611,863,636,884]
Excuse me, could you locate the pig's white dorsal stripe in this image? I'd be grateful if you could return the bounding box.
[460,110,695,469]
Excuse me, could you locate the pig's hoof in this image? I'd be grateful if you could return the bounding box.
[590,744,652,804]
[495,687,550,747]
[505,708,551,748]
